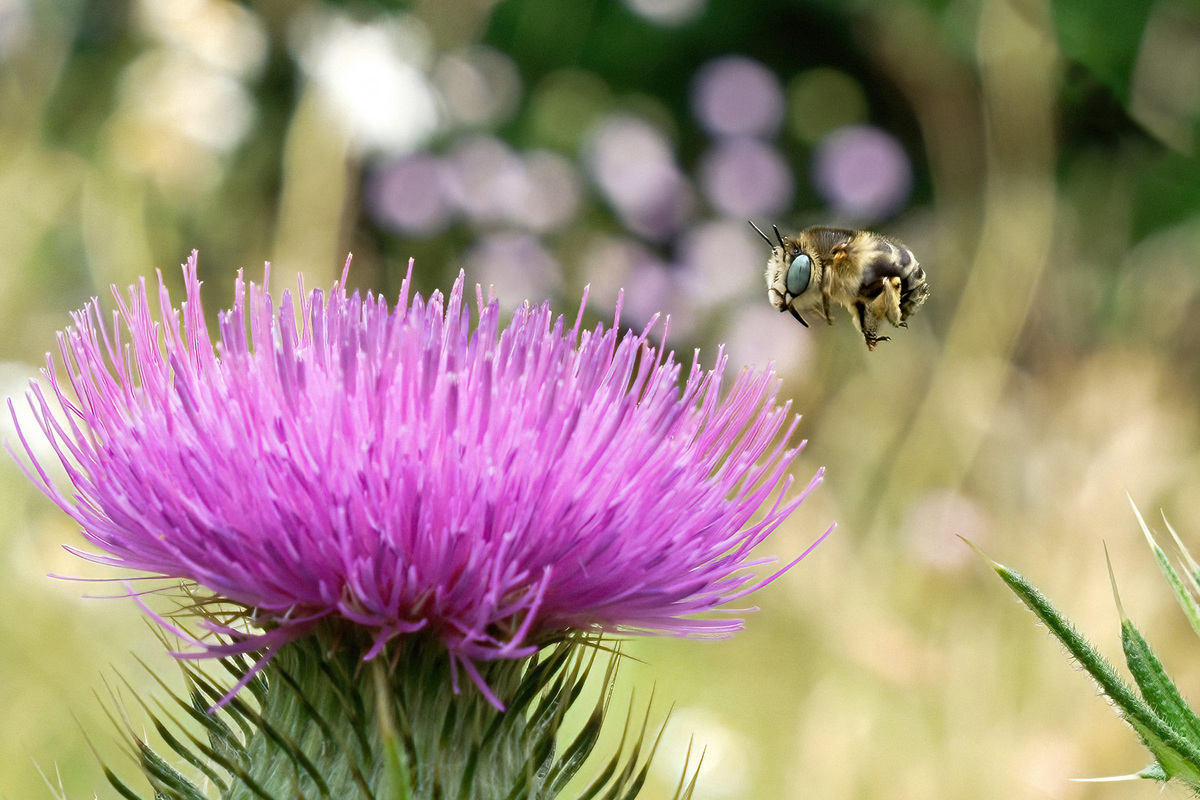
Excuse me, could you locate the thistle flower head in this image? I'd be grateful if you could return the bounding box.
[14,253,821,697]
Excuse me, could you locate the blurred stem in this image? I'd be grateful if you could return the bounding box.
[865,4,986,292]
[0,7,83,350]
[271,85,355,290]
[867,0,1059,536]
[413,0,503,50]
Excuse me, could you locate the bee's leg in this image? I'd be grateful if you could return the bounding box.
[821,250,841,324]
[864,336,889,351]
[821,276,834,324]
[787,305,809,327]
[879,277,904,327]
[855,301,889,350]
[863,328,891,350]
[862,277,904,332]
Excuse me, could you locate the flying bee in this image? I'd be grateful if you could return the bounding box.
[751,222,930,350]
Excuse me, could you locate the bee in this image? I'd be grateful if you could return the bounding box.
[751,222,929,350]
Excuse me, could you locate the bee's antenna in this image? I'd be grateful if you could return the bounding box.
[748,221,773,247]
[773,225,786,248]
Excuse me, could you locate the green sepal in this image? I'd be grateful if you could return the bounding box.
[95,627,700,800]
[102,766,149,800]
[373,658,413,800]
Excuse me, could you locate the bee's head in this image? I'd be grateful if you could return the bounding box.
[750,221,816,302]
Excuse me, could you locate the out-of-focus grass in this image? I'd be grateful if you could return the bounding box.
[4,0,1200,798]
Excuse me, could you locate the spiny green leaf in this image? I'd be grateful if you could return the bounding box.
[117,669,231,793]
[1121,618,1200,749]
[212,681,333,794]
[1161,516,1200,593]
[269,658,376,796]
[575,703,635,800]
[140,664,245,773]
[1124,717,1200,789]
[1130,499,1200,641]
[1103,542,1200,753]
[991,559,1190,759]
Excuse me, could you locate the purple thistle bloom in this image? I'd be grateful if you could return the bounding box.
[13,253,822,698]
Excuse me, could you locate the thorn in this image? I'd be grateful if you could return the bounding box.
[1103,543,1128,621]
[957,535,1001,569]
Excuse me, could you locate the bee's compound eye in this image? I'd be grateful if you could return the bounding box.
[786,253,812,296]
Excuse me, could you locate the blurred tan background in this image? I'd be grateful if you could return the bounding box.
[3,0,1200,797]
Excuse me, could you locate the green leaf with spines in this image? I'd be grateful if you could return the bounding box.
[1121,618,1200,751]
[1103,538,1200,756]
[993,561,1155,733]
[589,696,656,800]
[990,558,1200,783]
[1161,516,1200,596]
[1121,716,1200,790]
[1131,500,1200,642]
[985,503,1200,793]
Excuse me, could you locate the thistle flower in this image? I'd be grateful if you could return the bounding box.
[13,253,825,798]
[14,254,820,696]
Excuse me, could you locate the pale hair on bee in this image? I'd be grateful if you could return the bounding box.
[751,222,930,350]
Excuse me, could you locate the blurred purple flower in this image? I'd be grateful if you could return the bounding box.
[13,254,823,699]
[584,114,695,239]
[691,55,784,138]
[812,124,913,220]
[367,154,457,236]
[698,137,793,218]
